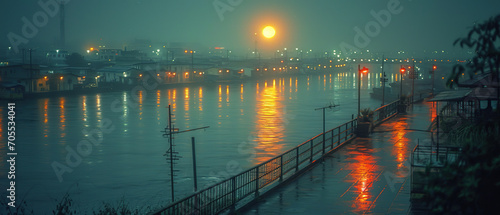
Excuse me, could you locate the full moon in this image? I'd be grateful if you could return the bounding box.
[262,26,276,38]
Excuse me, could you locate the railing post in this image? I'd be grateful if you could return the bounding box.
[310,140,313,162]
[255,167,259,198]
[331,130,334,149]
[231,177,236,212]
[280,155,283,181]
[345,123,348,141]
[338,127,341,145]
[296,148,299,172]
[322,133,326,156]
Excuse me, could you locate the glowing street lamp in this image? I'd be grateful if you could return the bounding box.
[358,65,369,117]
[185,50,195,74]
[400,66,406,99]
[431,65,437,96]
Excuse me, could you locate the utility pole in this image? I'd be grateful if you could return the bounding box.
[162,105,209,201]
[29,49,33,93]
[60,1,66,49]
[411,60,416,105]
[431,65,437,97]
[315,103,339,155]
[380,55,387,106]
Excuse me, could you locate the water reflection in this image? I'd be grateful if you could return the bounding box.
[198,87,203,111]
[96,94,102,124]
[59,97,66,139]
[348,140,378,213]
[218,85,222,108]
[184,87,190,113]
[240,84,244,101]
[226,85,230,103]
[156,90,161,121]
[253,81,285,163]
[139,90,143,120]
[391,119,409,171]
[42,98,49,137]
[122,92,128,133]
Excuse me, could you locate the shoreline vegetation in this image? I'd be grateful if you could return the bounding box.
[1,192,161,215]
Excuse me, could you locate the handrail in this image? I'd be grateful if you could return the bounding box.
[152,102,397,215]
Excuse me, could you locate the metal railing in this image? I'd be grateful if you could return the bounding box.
[372,100,399,127]
[410,144,462,198]
[152,119,358,215]
[411,144,462,168]
[152,100,402,215]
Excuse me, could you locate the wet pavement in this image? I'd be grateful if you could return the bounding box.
[241,102,435,215]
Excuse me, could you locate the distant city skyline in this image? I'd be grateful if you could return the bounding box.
[1,0,499,58]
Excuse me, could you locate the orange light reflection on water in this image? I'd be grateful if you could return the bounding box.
[59,97,66,138]
[240,84,244,101]
[198,87,203,111]
[349,143,378,213]
[218,85,222,108]
[156,90,161,107]
[139,90,143,120]
[389,119,409,172]
[184,88,190,112]
[253,83,284,164]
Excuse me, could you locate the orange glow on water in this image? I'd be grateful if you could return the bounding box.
[172,89,177,111]
[390,119,409,172]
[218,85,222,107]
[226,85,230,103]
[184,88,189,99]
[240,84,244,101]
[59,97,66,138]
[198,87,203,111]
[184,88,190,112]
[348,141,379,213]
[253,84,284,163]
[157,90,161,106]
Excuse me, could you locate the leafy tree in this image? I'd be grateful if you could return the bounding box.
[448,14,500,110]
[424,14,500,214]
[65,53,87,67]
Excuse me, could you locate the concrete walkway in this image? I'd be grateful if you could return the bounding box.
[240,102,434,215]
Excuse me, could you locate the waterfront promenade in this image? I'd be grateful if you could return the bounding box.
[240,102,434,214]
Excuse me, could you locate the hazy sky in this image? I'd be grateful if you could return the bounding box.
[1,0,499,55]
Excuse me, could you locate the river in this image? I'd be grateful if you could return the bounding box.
[0,64,435,213]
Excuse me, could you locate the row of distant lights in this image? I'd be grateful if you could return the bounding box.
[137,71,205,77]
[42,75,92,80]
[256,66,300,72]
[307,64,346,69]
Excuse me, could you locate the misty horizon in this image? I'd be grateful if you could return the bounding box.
[1,0,499,58]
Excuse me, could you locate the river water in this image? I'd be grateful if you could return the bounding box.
[0,64,428,213]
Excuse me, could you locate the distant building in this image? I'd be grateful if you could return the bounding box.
[46,50,69,66]
[96,66,138,85]
[0,64,41,93]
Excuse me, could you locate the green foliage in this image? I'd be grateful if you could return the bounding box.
[359,108,374,122]
[1,198,34,215]
[65,53,87,67]
[424,112,500,214]
[53,193,76,215]
[93,197,148,215]
[448,14,500,89]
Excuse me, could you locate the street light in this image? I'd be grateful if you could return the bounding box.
[431,65,437,96]
[358,65,369,117]
[400,66,406,100]
[185,50,195,74]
